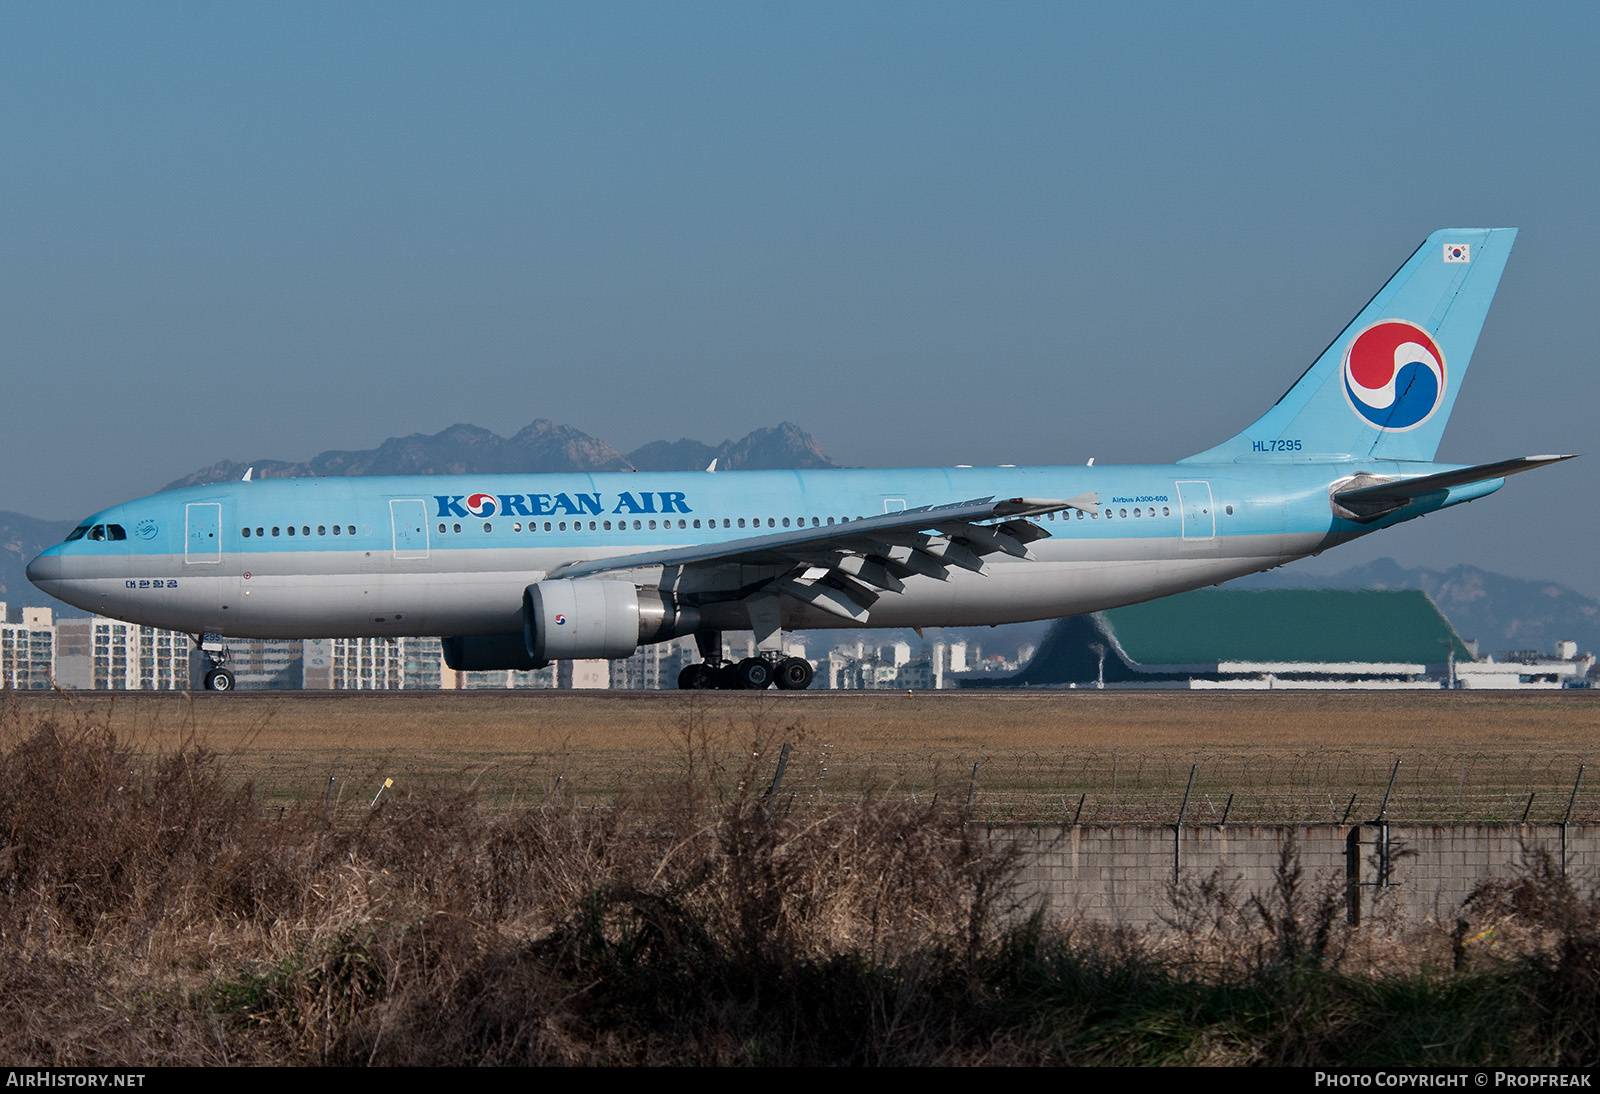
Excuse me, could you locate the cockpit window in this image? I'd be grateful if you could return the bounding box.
[87,525,105,541]
[65,526,90,542]
[105,524,126,540]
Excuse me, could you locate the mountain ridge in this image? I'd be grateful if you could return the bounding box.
[162,420,840,491]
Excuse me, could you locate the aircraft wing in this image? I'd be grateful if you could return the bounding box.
[1333,454,1575,521]
[545,493,1097,622]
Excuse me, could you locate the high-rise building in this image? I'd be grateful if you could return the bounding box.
[0,603,55,689]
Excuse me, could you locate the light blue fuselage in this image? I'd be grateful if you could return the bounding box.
[25,460,1496,639]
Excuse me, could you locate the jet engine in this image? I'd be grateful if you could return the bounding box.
[524,579,701,663]
[440,633,545,672]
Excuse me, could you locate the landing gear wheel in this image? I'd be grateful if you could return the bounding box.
[774,656,814,691]
[678,663,714,690]
[204,668,235,692]
[715,664,743,690]
[735,657,773,691]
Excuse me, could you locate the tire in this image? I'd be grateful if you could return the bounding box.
[774,656,814,690]
[735,657,773,691]
[677,663,713,690]
[205,668,235,692]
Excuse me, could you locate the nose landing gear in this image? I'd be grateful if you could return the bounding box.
[197,633,236,692]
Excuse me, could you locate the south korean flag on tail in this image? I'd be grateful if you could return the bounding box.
[1443,242,1471,263]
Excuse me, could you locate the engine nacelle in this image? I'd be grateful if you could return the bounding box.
[440,634,546,672]
[524,579,701,662]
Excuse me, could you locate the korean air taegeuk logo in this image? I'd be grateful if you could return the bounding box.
[1341,320,1446,432]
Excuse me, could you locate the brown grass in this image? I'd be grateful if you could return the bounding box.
[2,689,1595,824]
[3,693,1599,1065]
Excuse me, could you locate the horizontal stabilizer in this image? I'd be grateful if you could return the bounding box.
[1333,454,1575,521]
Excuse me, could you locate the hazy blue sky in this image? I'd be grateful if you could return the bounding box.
[3,3,1595,592]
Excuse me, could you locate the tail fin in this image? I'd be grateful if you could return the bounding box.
[1183,228,1516,464]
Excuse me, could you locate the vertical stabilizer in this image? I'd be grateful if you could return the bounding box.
[1183,228,1516,464]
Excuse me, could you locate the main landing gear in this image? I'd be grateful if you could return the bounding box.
[197,633,236,692]
[677,655,813,691]
[677,630,815,690]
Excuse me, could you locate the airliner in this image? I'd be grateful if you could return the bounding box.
[27,228,1572,691]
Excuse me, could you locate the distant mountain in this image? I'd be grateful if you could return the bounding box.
[164,420,631,490]
[164,419,839,491]
[626,422,839,473]
[0,511,77,612]
[1234,558,1600,657]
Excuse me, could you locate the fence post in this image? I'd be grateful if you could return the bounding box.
[1173,763,1198,883]
[1345,826,1363,925]
[1561,763,1584,877]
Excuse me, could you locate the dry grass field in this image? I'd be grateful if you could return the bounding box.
[5,688,1600,1064]
[6,688,1596,824]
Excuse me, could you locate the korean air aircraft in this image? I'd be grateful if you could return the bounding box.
[27,228,1572,691]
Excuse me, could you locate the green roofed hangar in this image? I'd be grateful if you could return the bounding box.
[992,589,1482,690]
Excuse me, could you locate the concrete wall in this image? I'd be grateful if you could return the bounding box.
[994,822,1600,929]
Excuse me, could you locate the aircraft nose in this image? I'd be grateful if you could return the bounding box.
[25,551,61,589]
